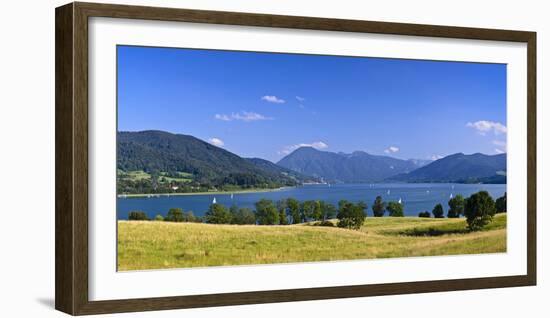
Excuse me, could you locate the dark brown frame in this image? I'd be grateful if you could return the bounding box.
[56,2,537,315]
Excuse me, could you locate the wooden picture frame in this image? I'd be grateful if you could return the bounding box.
[56,2,536,315]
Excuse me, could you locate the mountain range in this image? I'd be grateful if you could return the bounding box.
[276,147,428,183]
[117,131,315,189]
[117,130,507,192]
[388,152,506,183]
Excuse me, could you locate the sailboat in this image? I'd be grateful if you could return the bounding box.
[387,190,391,195]
[230,193,234,199]
[450,193,453,199]
[398,198,402,204]
[212,197,217,204]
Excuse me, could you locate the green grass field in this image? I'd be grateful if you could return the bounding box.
[117,214,506,271]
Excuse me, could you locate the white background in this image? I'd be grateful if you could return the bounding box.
[0,0,547,317]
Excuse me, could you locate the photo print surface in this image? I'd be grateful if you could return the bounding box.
[116,45,507,271]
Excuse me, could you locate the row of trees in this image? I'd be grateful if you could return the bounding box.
[418,192,506,230]
[127,191,507,231]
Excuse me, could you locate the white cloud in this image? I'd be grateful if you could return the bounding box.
[261,95,285,104]
[214,114,231,121]
[279,141,328,155]
[492,140,507,154]
[466,120,507,135]
[208,138,224,147]
[493,140,507,148]
[214,111,273,122]
[296,96,305,102]
[384,146,400,154]
[430,154,444,160]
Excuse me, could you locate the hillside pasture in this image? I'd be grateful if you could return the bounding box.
[118,214,506,271]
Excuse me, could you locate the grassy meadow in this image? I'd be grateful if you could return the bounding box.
[117,213,506,271]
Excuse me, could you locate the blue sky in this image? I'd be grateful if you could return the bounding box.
[118,45,507,163]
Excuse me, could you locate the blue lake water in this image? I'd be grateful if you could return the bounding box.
[117,183,506,220]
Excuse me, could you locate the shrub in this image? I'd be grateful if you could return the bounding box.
[128,211,148,221]
[464,191,496,231]
[448,194,465,218]
[337,200,366,230]
[495,192,507,213]
[154,214,164,221]
[165,208,184,222]
[255,199,279,225]
[372,196,386,217]
[387,201,404,217]
[432,204,445,218]
[205,203,232,224]
[418,211,431,218]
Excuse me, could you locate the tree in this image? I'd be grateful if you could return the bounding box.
[418,211,431,218]
[448,194,465,218]
[165,208,184,222]
[337,200,367,230]
[229,205,239,222]
[154,214,164,221]
[279,209,289,225]
[183,211,197,222]
[432,204,445,218]
[387,201,404,217]
[276,200,289,225]
[312,200,323,221]
[255,199,280,225]
[320,201,337,220]
[286,198,301,224]
[372,196,386,217]
[128,210,148,220]
[230,206,256,224]
[495,192,507,213]
[151,171,159,191]
[464,191,496,231]
[300,200,316,223]
[205,203,232,224]
[357,201,367,215]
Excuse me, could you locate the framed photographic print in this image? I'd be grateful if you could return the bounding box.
[55,2,536,315]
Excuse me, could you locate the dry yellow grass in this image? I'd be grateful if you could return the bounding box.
[117,214,506,271]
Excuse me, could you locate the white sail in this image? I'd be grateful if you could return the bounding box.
[398,198,402,204]
[212,197,217,204]
[450,193,453,199]
[387,190,390,195]
[231,193,234,199]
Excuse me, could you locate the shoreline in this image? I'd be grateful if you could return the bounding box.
[118,186,293,198]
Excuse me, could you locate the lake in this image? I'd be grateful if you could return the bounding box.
[117,183,506,219]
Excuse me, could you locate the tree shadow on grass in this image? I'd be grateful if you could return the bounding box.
[398,227,471,237]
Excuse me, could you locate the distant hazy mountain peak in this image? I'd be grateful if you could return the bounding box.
[277,147,419,183]
[389,152,506,183]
